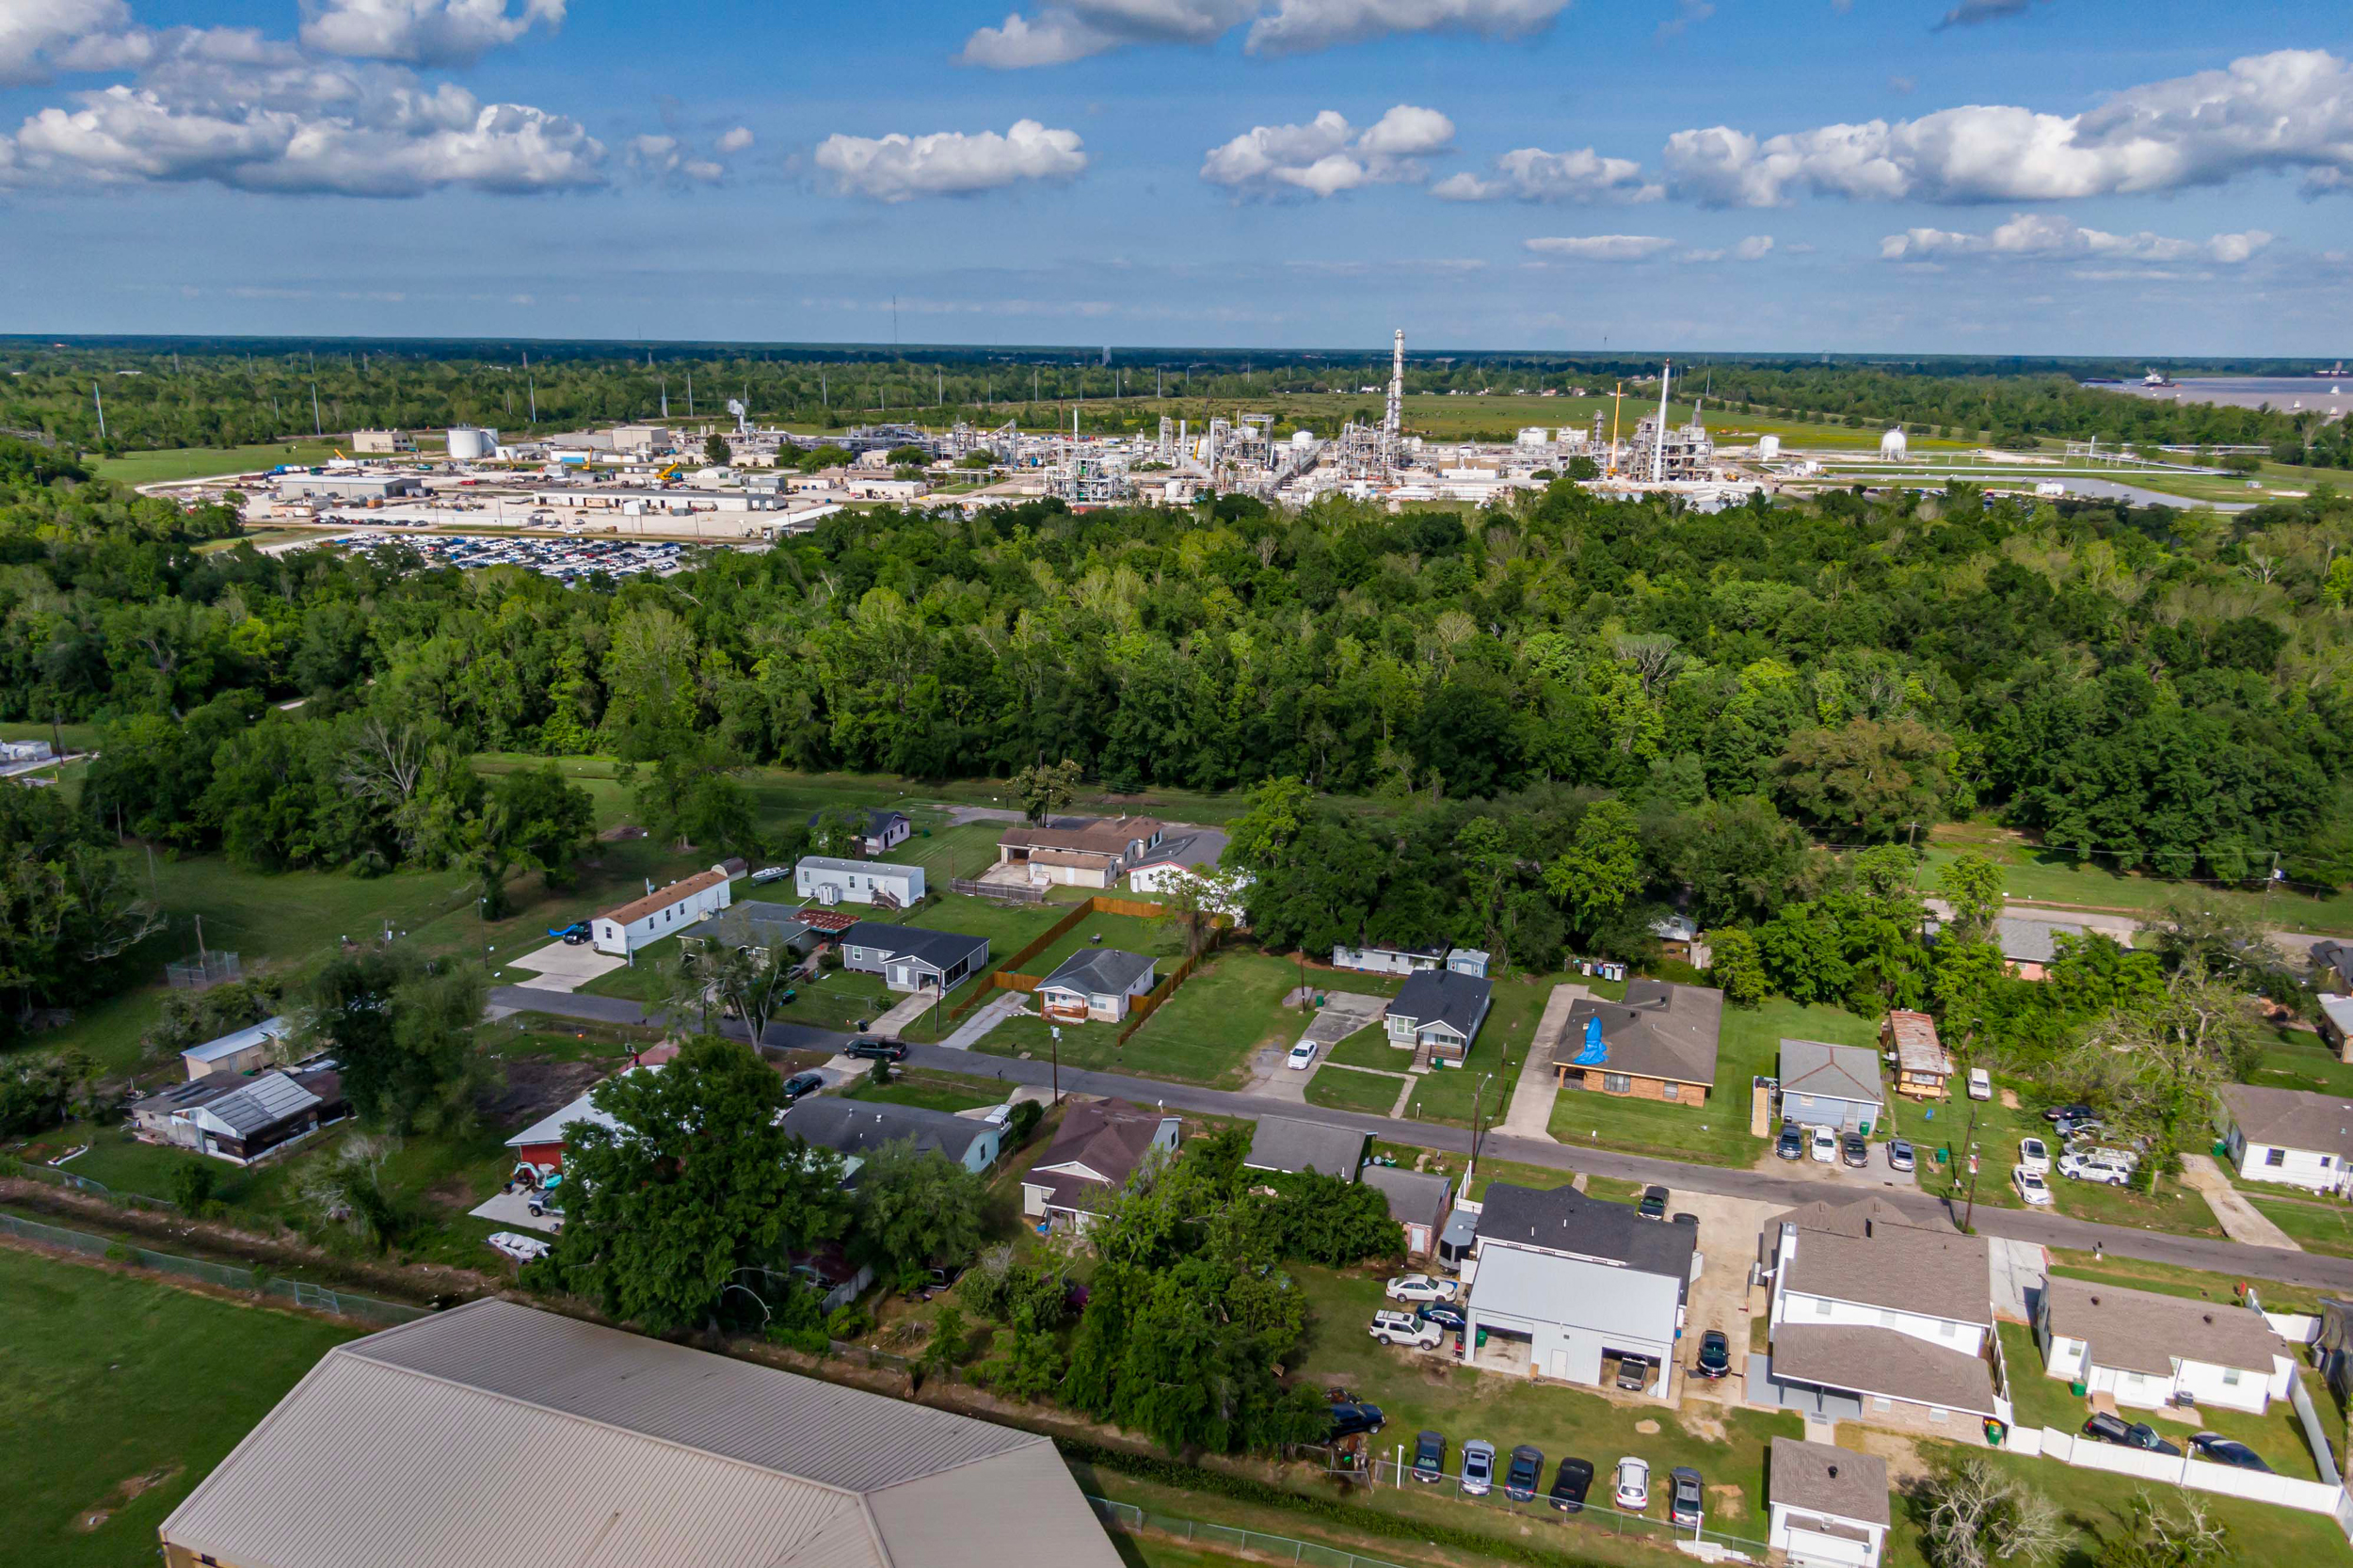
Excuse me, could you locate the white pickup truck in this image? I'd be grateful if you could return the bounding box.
[1369,1309,1446,1350]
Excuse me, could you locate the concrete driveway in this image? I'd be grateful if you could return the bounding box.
[1498,984,1584,1140]
[1659,1186,1785,1411]
[2180,1154,2301,1250]
[508,939,626,994]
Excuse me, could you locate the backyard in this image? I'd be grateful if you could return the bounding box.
[977,950,1298,1088]
[0,1244,360,1568]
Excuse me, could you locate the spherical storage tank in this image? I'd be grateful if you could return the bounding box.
[447,426,498,461]
[1879,427,1909,459]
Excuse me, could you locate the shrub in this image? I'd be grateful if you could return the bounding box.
[825,1304,871,1341]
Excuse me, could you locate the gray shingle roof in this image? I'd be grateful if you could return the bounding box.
[2042,1276,2287,1379]
[1781,1223,1991,1327]
[1361,1164,1451,1230]
[809,807,909,837]
[2313,939,2353,990]
[841,921,989,972]
[1994,915,2085,965]
[782,1097,990,1166]
[1777,1038,1882,1106]
[160,1300,1120,1568]
[1242,1115,1366,1181]
[1769,1322,1997,1415]
[1769,1437,1889,1528]
[1039,948,1157,997]
[1555,979,1722,1086]
[1476,1181,1697,1278]
[2221,1082,2353,1162]
[1391,969,1492,1039]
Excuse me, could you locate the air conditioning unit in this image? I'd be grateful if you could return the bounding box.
[815,883,840,907]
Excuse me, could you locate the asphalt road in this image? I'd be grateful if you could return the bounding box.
[488,984,2353,1295]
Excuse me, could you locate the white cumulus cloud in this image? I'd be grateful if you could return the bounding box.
[0,0,131,85]
[1201,104,1453,198]
[1878,213,2274,264]
[1664,48,2353,206]
[815,119,1087,200]
[962,0,1568,66]
[1735,232,1775,259]
[716,124,754,153]
[298,0,566,66]
[1524,233,1674,261]
[1431,144,1658,202]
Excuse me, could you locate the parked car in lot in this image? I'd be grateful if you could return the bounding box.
[2012,1166,2054,1206]
[1613,1456,1651,1512]
[1669,1466,1704,1529]
[1887,1138,1916,1173]
[1505,1445,1544,1502]
[1548,1457,1595,1513]
[2083,1412,2181,1455]
[1776,1124,1805,1160]
[1460,1439,1497,1496]
[1693,1328,1731,1379]
[2055,1114,2105,1141]
[1370,1309,1447,1350]
[1287,1040,1319,1069]
[1638,1185,1669,1219]
[1809,1125,1836,1163]
[1968,1066,1993,1100]
[1412,1430,1446,1482]
[781,1070,825,1101]
[2188,1433,2271,1472]
[2043,1101,2093,1124]
[844,1037,907,1062]
[1327,1401,1386,1441]
[2018,1136,2051,1174]
[2057,1150,2132,1185]
[1417,1301,1468,1333]
[1840,1131,1869,1168]
[1385,1273,1458,1304]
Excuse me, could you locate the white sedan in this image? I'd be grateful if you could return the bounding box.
[1385,1273,1459,1304]
[1808,1126,1836,1163]
[2018,1136,2052,1175]
[1287,1040,1319,1070]
[2012,1166,2055,1207]
[487,1231,552,1264]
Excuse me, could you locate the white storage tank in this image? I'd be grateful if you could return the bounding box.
[1758,434,1782,459]
[1879,427,1908,459]
[447,426,499,461]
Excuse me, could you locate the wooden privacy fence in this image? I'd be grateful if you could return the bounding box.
[942,892,1227,1023]
[1115,938,1217,1044]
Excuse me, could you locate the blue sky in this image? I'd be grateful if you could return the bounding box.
[0,0,2346,353]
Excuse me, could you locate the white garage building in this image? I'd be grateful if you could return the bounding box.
[1462,1182,1695,1399]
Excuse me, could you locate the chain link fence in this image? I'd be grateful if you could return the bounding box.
[11,1159,179,1212]
[0,1210,428,1328]
[165,950,243,989]
[1334,1454,1769,1560]
[1086,1496,1417,1568]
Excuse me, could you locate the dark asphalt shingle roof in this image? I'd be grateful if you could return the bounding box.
[1770,1323,1997,1415]
[781,1098,991,1166]
[840,921,989,972]
[1391,969,1492,1038]
[1361,1165,1451,1230]
[1475,1181,1697,1278]
[1555,979,1722,1087]
[1242,1116,1366,1180]
[2042,1276,2287,1379]
[1039,948,1158,997]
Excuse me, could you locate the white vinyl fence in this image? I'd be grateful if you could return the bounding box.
[2023,1426,2347,1515]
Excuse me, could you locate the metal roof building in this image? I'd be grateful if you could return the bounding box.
[159,1299,1123,1568]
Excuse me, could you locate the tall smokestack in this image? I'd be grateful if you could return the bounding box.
[1385,329,1404,447]
[1652,360,1673,485]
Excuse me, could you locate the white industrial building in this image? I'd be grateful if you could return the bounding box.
[592,866,735,956]
[1461,1182,1693,1398]
[793,856,923,910]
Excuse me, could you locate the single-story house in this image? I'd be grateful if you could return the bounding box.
[1550,979,1722,1107]
[1384,968,1493,1064]
[692,900,824,961]
[1650,914,1701,961]
[1021,1098,1180,1235]
[1769,1438,1892,1568]
[2313,938,2353,994]
[2217,1082,2353,1196]
[996,816,1164,889]
[794,856,924,910]
[593,865,733,956]
[181,1015,293,1080]
[1763,1322,1999,1429]
[2038,1275,2295,1415]
[840,921,991,995]
[2318,993,2353,1063]
[175,1067,348,1165]
[1777,1039,1885,1133]
[1124,829,1225,894]
[781,1097,1000,1178]
[1035,949,1158,1024]
[1241,1116,1366,1182]
[809,807,912,857]
[1330,942,1488,979]
[1881,1011,1951,1100]
[1992,915,2087,982]
[1465,1182,1696,1398]
[156,1300,1126,1568]
[1362,1165,1452,1257]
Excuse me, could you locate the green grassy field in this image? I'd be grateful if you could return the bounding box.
[2246,1193,2353,1257]
[92,442,344,486]
[978,950,1298,1088]
[0,1245,360,1568]
[1921,828,2353,935]
[2249,1032,2353,1096]
[1302,1067,1408,1115]
[842,1067,1009,1113]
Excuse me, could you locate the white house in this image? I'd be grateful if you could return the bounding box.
[1331,942,1488,977]
[592,866,734,956]
[1035,949,1158,1023]
[808,808,911,857]
[1769,1439,1891,1568]
[1462,1182,1695,1398]
[2219,1082,2353,1195]
[793,856,924,910]
[181,1015,293,1080]
[2037,1276,2294,1415]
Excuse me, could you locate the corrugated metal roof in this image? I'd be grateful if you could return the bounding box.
[200,1071,320,1136]
[600,868,728,927]
[163,1301,1121,1568]
[183,1014,290,1064]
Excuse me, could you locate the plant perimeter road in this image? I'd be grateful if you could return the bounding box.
[487,985,2353,1296]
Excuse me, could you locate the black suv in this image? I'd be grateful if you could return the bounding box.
[1327,1401,1385,1441]
[1775,1125,1804,1160]
[1504,1445,1544,1502]
[844,1037,908,1062]
[1694,1329,1731,1379]
[1547,1457,1594,1513]
[2082,1412,2180,1455]
[1638,1185,1669,1219]
[1411,1430,1446,1482]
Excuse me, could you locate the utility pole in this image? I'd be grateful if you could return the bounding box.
[1958,1097,1983,1231]
[1050,1024,1062,1106]
[1466,1071,1496,1181]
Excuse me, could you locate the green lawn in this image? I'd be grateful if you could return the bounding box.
[1548,995,1870,1165]
[2247,1193,2353,1257]
[2045,1251,2330,1316]
[978,951,1297,1088]
[1888,1083,2220,1236]
[1920,832,2353,936]
[1303,1067,1409,1115]
[843,1067,1009,1113]
[2249,1031,2353,1096]
[0,1245,360,1568]
[92,441,343,485]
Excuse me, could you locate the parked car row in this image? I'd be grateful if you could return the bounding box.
[1771,1121,1915,1173]
[1408,1433,1702,1527]
[2079,1414,2271,1471]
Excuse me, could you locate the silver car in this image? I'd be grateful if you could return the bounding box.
[1460,1439,1497,1496]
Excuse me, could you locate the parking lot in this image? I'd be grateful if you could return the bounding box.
[316,532,694,583]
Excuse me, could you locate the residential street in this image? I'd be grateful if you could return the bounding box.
[493,984,2353,1294]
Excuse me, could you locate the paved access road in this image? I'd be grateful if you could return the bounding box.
[489,985,2353,1295]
